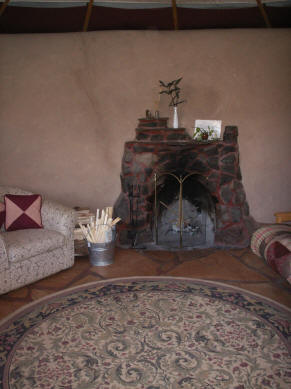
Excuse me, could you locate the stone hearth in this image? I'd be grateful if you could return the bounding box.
[114,118,256,249]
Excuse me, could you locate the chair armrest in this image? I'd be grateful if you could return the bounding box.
[41,199,76,239]
[0,234,9,272]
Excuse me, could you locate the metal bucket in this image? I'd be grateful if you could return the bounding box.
[87,226,116,266]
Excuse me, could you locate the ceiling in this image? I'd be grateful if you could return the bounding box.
[0,0,290,33]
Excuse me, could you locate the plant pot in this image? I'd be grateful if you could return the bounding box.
[201,133,209,140]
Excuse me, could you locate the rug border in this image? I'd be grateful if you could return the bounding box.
[1,276,290,329]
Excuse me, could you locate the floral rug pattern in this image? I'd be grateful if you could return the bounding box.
[0,277,291,388]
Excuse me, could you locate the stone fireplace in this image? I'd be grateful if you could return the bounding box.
[114,118,256,249]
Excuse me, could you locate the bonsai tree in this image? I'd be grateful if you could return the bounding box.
[159,77,185,107]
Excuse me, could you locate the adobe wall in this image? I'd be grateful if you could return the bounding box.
[0,29,290,223]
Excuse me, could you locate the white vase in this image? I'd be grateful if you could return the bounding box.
[173,106,179,128]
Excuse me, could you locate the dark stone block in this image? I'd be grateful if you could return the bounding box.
[145,202,153,211]
[120,176,126,193]
[136,133,150,141]
[231,207,242,223]
[219,205,231,223]
[216,218,225,230]
[151,134,164,141]
[188,151,198,160]
[243,202,250,216]
[206,181,217,194]
[237,167,242,180]
[189,160,208,173]
[232,180,243,191]
[133,145,155,153]
[223,126,238,144]
[163,161,181,172]
[197,154,208,164]
[234,190,246,205]
[178,155,190,169]
[140,123,157,128]
[136,196,146,207]
[244,216,257,234]
[167,133,187,141]
[117,229,133,247]
[220,146,236,156]
[122,176,135,192]
[123,165,133,175]
[208,171,220,181]
[220,187,233,203]
[138,118,168,128]
[134,217,147,228]
[123,150,133,163]
[215,225,245,245]
[159,153,171,164]
[138,172,147,183]
[220,174,233,185]
[221,154,236,165]
[132,161,143,174]
[221,165,236,175]
[132,228,154,247]
[145,168,153,177]
[121,175,135,193]
[205,146,219,156]
[114,193,130,222]
[141,185,149,196]
[208,157,219,170]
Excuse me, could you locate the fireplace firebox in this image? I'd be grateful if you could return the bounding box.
[153,171,216,249]
[114,118,256,249]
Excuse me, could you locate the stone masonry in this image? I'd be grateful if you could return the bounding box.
[114,118,257,248]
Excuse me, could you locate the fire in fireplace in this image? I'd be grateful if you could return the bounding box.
[114,117,256,249]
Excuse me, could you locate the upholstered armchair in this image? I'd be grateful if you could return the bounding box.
[0,186,76,295]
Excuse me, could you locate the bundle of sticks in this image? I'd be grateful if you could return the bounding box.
[78,207,121,244]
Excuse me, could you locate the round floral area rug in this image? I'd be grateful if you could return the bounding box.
[0,277,291,389]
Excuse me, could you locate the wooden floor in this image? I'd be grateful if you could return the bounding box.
[0,247,291,320]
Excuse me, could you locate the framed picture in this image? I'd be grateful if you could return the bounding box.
[194,119,222,140]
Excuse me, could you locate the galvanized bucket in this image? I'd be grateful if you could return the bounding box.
[87,226,116,266]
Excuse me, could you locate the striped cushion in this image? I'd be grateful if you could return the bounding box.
[251,225,291,284]
[251,225,291,258]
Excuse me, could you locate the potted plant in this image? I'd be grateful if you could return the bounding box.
[159,77,185,128]
[193,126,215,141]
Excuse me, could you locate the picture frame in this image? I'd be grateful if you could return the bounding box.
[194,119,222,140]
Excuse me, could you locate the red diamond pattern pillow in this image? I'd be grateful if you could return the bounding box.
[4,194,43,231]
[0,202,5,228]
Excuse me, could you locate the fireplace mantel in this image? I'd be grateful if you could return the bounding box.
[114,118,257,249]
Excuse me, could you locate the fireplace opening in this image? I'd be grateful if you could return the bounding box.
[152,172,216,249]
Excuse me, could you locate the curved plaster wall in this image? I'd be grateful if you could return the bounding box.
[0,29,290,223]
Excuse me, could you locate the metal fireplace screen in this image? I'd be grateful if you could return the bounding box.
[154,172,214,249]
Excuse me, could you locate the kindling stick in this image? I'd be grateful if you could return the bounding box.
[79,207,121,244]
[111,217,121,226]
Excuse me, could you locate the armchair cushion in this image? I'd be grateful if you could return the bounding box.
[1,229,65,263]
[41,199,76,238]
[0,234,8,272]
[4,194,43,231]
[0,202,4,228]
